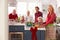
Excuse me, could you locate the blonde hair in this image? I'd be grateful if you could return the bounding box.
[48,5,54,13]
[38,17,43,21]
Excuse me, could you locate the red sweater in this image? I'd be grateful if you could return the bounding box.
[9,13,18,20]
[35,11,43,22]
[45,13,56,26]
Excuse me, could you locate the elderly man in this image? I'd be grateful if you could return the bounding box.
[9,9,18,21]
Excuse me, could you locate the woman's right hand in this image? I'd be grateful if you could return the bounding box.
[43,24,46,27]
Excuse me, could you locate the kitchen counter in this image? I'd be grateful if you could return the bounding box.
[9,22,46,40]
[9,22,46,30]
[24,27,46,30]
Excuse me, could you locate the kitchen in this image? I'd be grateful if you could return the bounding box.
[0,0,60,40]
[8,0,60,40]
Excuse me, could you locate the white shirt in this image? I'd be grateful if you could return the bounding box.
[25,16,33,22]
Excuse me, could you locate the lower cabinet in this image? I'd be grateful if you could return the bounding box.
[9,25,45,40]
[24,30,45,40]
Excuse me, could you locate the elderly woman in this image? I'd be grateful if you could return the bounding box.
[44,5,56,40]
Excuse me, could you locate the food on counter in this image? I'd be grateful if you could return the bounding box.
[17,17,20,22]
[34,22,39,28]
[26,22,33,27]
[34,22,44,28]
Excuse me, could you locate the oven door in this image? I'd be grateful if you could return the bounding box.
[9,32,23,40]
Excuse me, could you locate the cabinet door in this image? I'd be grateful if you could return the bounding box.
[40,30,45,40]
[37,31,41,40]
[24,30,31,40]
[9,25,24,32]
[24,30,45,40]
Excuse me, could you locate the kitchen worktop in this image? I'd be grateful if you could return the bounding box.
[9,21,46,40]
[9,22,46,30]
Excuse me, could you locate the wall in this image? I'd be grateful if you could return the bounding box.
[0,0,8,40]
[41,0,57,21]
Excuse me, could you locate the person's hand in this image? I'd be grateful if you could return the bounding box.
[43,24,46,27]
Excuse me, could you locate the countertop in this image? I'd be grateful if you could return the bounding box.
[9,21,46,30]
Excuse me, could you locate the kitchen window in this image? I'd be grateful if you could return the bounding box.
[8,2,42,18]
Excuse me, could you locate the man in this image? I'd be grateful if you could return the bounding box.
[9,9,18,21]
[35,6,43,22]
[25,11,33,27]
[26,11,33,22]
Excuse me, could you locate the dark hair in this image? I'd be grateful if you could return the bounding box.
[35,6,39,9]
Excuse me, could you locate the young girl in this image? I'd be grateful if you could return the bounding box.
[38,17,44,28]
[35,17,44,28]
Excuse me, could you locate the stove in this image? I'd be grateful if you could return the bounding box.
[9,32,23,40]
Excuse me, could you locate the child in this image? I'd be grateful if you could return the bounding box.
[21,16,25,23]
[30,24,37,40]
[37,17,44,28]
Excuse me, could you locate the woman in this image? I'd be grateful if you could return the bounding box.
[44,5,56,40]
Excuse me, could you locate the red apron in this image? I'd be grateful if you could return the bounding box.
[30,27,37,40]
